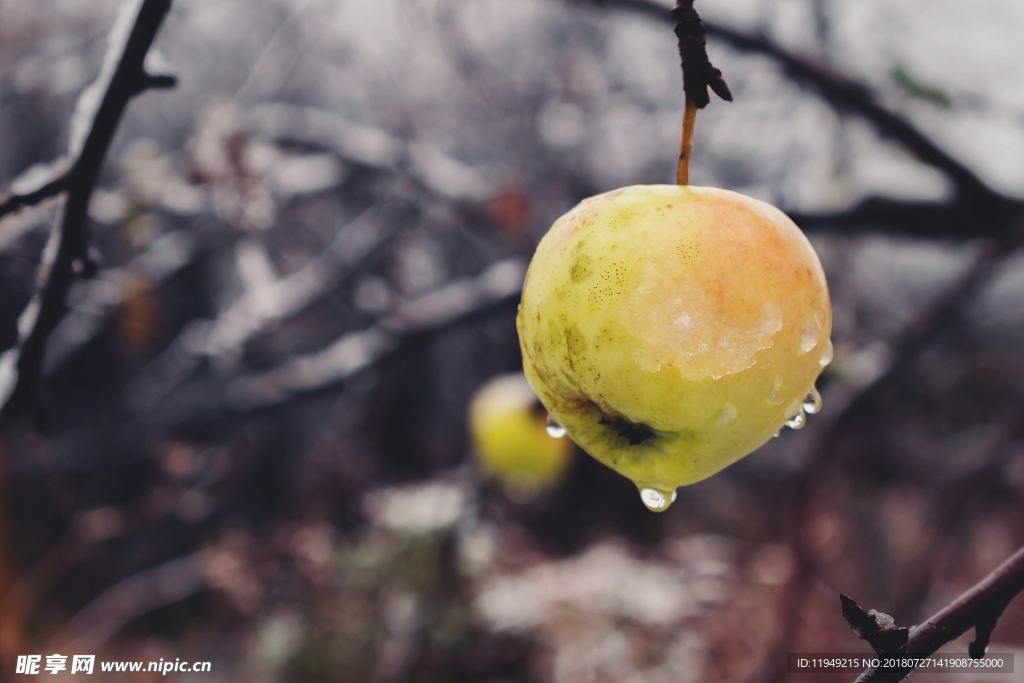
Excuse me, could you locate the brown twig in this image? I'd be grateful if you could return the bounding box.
[850,545,1024,682]
[672,1,731,185]
[0,0,175,426]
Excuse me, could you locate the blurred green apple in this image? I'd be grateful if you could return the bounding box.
[469,373,574,498]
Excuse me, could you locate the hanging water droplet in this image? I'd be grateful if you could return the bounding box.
[772,431,781,438]
[545,415,566,439]
[802,387,822,414]
[639,487,677,512]
[785,410,807,430]
[767,375,784,405]
[819,339,834,368]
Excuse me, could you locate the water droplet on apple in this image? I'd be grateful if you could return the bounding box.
[639,487,677,512]
[767,375,784,405]
[545,415,566,439]
[785,410,807,430]
[819,339,834,368]
[802,387,822,414]
[772,430,781,438]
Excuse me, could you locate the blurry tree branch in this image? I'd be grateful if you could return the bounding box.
[45,229,201,371]
[0,0,175,426]
[53,552,206,653]
[790,197,1013,240]
[848,545,1024,682]
[247,104,497,205]
[750,219,1024,683]
[824,220,1024,435]
[126,205,399,410]
[217,258,524,415]
[0,170,68,223]
[891,415,1024,618]
[574,0,1021,234]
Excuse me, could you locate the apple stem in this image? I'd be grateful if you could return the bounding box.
[676,97,698,185]
[672,1,732,186]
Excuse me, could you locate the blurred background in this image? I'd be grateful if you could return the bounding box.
[1,0,1023,681]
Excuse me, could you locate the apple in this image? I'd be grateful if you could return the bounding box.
[516,185,831,509]
[468,373,574,498]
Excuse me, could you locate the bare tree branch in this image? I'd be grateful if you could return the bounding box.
[840,593,909,655]
[0,0,175,425]
[749,221,1024,683]
[246,103,497,205]
[52,552,206,653]
[0,171,68,223]
[45,229,201,372]
[574,0,1009,206]
[851,545,1024,682]
[126,205,399,410]
[219,258,524,414]
[791,196,1017,240]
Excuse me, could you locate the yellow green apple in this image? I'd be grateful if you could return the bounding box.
[516,185,831,508]
[468,373,574,497]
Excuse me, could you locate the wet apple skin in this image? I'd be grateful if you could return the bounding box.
[517,185,831,490]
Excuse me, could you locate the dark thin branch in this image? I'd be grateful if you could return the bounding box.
[0,0,175,425]
[0,172,68,222]
[852,545,1024,682]
[823,217,1024,436]
[574,0,1012,208]
[840,594,909,655]
[701,23,998,204]
[790,195,1017,240]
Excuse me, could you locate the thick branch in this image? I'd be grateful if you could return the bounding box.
[852,545,1024,682]
[0,0,174,425]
